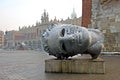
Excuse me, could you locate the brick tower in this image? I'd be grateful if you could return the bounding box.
[82,0,92,28]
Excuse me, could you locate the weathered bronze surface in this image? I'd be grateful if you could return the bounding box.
[42,24,104,59]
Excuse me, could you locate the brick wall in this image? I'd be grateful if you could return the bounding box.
[82,0,92,27]
[91,0,120,52]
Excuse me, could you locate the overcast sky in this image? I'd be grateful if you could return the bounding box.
[0,0,82,32]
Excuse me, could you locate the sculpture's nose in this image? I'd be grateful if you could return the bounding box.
[59,35,75,42]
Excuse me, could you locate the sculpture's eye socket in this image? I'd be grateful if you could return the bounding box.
[60,28,65,37]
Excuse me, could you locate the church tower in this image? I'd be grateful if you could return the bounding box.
[41,9,49,23]
[71,8,77,19]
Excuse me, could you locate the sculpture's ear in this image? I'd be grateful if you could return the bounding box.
[87,42,103,59]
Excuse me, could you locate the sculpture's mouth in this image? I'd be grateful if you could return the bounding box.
[61,42,67,52]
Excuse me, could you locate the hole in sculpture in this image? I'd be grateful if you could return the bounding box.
[61,42,67,52]
[60,28,65,37]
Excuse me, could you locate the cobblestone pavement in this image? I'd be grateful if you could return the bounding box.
[0,50,120,80]
[0,50,49,80]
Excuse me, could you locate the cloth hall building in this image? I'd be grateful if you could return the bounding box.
[4,10,81,50]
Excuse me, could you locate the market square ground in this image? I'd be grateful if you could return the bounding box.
[0,50,120,80]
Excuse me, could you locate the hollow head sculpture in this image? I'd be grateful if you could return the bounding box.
[42,24,104,59]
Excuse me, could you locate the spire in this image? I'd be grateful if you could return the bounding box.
[43,9,47,17]
[41,9,49,23]
[71,8,77,19]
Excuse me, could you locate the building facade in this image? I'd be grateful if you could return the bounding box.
[82,0,120,51]
[0,31,4,48]
[4,10,81,50]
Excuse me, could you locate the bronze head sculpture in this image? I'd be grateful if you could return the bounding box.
[42,24,104,59]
